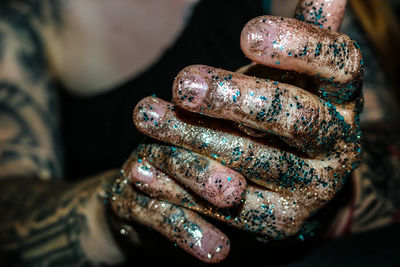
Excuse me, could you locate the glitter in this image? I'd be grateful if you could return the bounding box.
[184,222,203,247]
[140,82,363,238]
[227,176,232,182]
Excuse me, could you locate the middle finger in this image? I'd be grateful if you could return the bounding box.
[172,64,356,155]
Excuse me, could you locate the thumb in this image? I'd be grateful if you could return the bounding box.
[294,0,347,31]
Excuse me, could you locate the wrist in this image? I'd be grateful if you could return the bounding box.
[78,170,125,265]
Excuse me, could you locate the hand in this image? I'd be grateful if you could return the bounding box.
[109,170,231,263]
[111,0,363,263]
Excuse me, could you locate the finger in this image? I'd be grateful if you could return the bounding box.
[123,160,306,238]
[172,65,354,155]
[125,158,207,211]
[294,0,362,103]
[240,16,363,92]
[110,178,230,263]
[133,97,359,194]
[294,0,347,31]
[127,143,247,208]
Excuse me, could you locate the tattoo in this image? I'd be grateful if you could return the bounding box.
[0,171,120,266]
[0,0,65,179]
[0,32,4,61]
[0,1,63,82]
[0,0,64,24]
[0,80,62,179]
[0,2,120,265]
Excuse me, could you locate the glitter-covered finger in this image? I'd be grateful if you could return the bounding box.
[133,97,361,196]
[122,161,307,238]
[127,158,206,209]
[130,143,247,208]
[294,0,347,31]
[173,65,355,155]
[240,16,363,102]
[111,179,230,263]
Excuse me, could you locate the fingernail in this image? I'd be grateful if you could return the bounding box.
[130,160,156,185]
[134,96,168,134]
[201,167,247,208]
[195,227,230,263]
[177,214,230,263]
[240,16,278,63]
[173,65,209,109]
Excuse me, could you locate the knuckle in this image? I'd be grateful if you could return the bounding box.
[278,209,306,236]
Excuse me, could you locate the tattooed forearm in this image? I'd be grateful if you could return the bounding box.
[0,81,62,179]
[0,1,124,265]
[0,0,64,179]
[0,170,122,266]
[0,1,108,264]
[0,0,64,83]
[0,0,64,26]
[0,32,4,61]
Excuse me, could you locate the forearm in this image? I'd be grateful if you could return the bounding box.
[0,6,126,264]
[0,170,124,266]
[0,2,63,180]
[0,80,63,180]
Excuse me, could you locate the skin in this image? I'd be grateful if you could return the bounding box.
[1,0,399,265]
[0,171,124,266]
[130,143,247,208]
[0,0,223,265]
[116,0,363,251]
[45,0,200,96]
[111,175,231,263]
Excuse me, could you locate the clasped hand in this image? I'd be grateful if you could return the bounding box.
[110,0,363,263]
